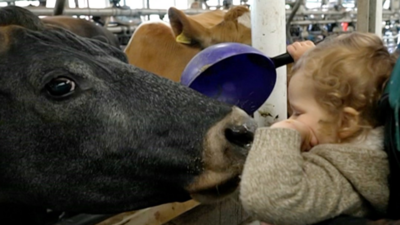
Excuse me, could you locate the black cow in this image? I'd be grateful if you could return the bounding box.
[0,6,256,224]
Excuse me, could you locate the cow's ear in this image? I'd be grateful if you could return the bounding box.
[168,7,207,45]
[223,5,250,27]
[0,6,45,31]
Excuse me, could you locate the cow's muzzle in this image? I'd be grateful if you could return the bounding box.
[186,106,257,203]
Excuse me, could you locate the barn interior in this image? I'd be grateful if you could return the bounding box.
[2,0,397,51]
[0,0,397,225]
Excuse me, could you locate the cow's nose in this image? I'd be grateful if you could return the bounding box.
[225,121,256,149]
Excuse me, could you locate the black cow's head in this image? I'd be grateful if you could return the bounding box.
[0,6,256,215]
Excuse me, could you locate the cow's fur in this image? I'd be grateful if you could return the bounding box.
[0,6,119,48]
[41,16,120,48]
[0,6,256,224]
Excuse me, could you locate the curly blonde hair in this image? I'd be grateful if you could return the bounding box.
[292,32,396,136]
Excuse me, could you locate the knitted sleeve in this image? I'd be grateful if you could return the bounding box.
[239,128,367,225]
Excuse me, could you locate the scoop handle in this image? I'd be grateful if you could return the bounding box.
[270,52,294,68]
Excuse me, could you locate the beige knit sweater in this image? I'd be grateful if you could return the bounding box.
[239,127,389,225]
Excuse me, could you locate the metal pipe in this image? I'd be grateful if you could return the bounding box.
[24,7,210,16]
[288,9,392,16]
[286,0,303,44]
[106,25,137,33]
[285,10,356,15]
[22,6,395,18]
[53,0,67,15]
[102,20,358,33]
[146,0,150,20]
[290,19,356,25]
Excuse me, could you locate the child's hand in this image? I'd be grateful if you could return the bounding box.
[287,41,315,62]
[270,119,318,151]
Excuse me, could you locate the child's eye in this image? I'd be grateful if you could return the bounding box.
[292,112,302,116]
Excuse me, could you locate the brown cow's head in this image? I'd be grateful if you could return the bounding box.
[169,6,252,49]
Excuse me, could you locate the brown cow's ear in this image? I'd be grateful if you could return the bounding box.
[168,7,207,45]
[223,5,250,22]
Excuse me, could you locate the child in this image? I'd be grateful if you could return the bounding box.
[240,32,396,225]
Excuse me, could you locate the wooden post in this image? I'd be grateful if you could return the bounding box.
[356,0,383,38]
[252,0,287,127]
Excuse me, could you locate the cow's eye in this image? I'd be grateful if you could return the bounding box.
[45,77,76,97]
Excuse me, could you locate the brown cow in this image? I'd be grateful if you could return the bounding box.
[40,0,120,48]
[125,6,297,117]
[124,6,251,82]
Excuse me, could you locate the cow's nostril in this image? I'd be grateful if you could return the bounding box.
[225,124,254,149]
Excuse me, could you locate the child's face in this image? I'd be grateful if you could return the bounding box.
[288,70,339,144]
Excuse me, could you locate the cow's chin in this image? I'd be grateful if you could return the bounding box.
[189,176,240,203]
[186,171,242,203]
